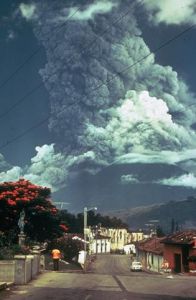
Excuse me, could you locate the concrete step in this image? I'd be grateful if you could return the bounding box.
[0,282,14,290]
[0,282,7,290]
[6,282,14,287]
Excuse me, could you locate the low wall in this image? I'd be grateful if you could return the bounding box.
[0,253,42,285]
[0,260,15,282]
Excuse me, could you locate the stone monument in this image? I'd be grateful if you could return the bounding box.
[18,210,26,246]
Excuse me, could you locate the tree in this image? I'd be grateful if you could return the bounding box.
[0,179,67,242]
[58,209,129,233]
[49,237,82,261]
[156,225,165,237]
[171,218,175,233]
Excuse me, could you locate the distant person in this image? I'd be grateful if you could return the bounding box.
[51,248,61,271]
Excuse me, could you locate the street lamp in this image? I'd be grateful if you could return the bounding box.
[84,206,97,252]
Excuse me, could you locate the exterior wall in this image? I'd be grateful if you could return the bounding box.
[137,249,147,269]
[123,244,136,255]
[91,239,110,254]
[107,228,128,250]
[131,232,144,242]
[88,227,132,251]
[163,244,181,272]
[164,244,196,273]
[146,252,163,273]
[137,249,163,272]
[0,260,15,282]
[188,247,196,271]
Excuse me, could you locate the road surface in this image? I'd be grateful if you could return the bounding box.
[2,254,196,300]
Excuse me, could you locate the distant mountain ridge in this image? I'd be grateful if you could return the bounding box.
[53,162,196,212]
[105,197,196,232]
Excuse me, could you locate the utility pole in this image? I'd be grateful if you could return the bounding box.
[83,206,97,252]
[84,207,87,252]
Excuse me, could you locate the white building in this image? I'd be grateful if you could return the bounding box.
[90,234,111,254]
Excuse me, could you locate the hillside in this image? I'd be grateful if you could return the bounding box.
[106,197,196,233]
[53,163,196,212]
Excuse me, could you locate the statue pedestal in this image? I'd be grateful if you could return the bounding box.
[18,233,26,247]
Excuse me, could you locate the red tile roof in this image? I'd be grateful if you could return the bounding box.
[137,237,164,255]
[161,230,196,245]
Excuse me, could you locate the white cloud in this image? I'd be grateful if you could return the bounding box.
[115,148,196,165]
[121,174,139,184]
[0,145,105,192]
[67,1,118,21]
[0,145,68,191]
[157,173,196,188]
[0,166,22,182]
[19,3,36,20]
[85,90,196,159]
[142,0,196,25]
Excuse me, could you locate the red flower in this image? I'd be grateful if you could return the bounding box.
[59,224,68,232]
[7,199,16,206]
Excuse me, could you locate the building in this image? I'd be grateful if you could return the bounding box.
[161,230,196,273]
[130,231,144,242]
[87,226,134,252]
[136,237,164,273]
[98,227,131,251]
[90,234,111,254]
[123,243,136,255]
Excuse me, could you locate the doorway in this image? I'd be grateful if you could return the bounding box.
[174,253,181,273]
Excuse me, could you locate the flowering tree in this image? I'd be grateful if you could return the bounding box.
[0,179,67,242]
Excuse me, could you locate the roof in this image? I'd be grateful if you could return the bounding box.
[161,230,196,245]
[137,237,164,255]
[94,234,111,240]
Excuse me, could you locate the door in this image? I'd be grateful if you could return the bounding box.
[174,253,181,273]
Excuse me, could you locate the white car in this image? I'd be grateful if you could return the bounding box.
[130,261,142,271]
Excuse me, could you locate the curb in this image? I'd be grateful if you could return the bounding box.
[0,282,14,291]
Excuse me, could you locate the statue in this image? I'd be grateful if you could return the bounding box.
[18,210,25,234]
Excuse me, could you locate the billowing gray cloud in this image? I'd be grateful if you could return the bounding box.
[142,0,196,25]
[10,0,195,191]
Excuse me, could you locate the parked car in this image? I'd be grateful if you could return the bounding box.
[130,261,142,271]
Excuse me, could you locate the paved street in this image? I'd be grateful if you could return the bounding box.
[1,254,196,300]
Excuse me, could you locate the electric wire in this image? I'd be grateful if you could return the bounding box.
[0,23,195,150]
[0,0,143,120]
[91,24,196,92]
[0,6,81,91]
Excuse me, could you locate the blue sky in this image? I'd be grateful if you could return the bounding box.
[0,0,196,210]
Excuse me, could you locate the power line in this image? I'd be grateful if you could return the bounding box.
[0,1,142,120]
[0,116,49,150]
[0,23,195,150]
[91,24,196,92]
[0,6,81,91]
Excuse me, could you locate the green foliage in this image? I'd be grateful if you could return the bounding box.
[0,244,30,260]
[156,225,165,237]
[48,237,81,261]
[58,209,128,233]
[0,179,65,242]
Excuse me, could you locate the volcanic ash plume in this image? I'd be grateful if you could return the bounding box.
[31,0,196,168]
